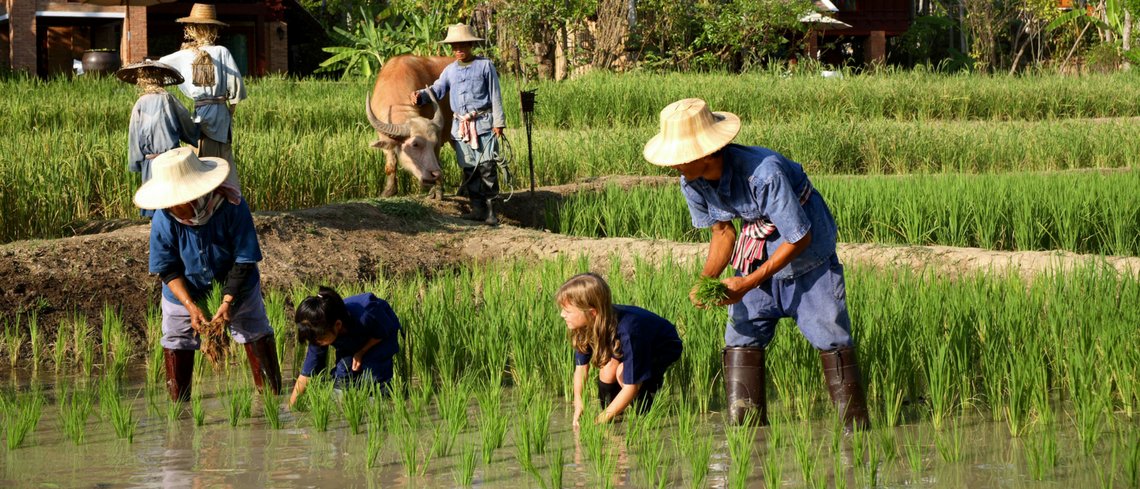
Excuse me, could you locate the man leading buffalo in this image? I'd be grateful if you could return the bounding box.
[643,98,871,431]
[413,24,506,226]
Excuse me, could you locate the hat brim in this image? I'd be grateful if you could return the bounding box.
[439,36,483,44]
[642,112,741,166]
[116,65,184,86]
[133,157,230,210]
[176,17,228,27]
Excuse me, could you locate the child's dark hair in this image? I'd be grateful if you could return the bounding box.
[295,286,349,344]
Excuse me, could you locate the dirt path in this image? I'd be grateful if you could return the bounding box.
[2,175,1137,343]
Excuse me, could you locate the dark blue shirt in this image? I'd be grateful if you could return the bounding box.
[680,144,838,279]
[148,198,262,303]
[574,305,683,386]
[300,293,401,383]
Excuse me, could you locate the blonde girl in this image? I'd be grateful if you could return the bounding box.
[557,273,683,425]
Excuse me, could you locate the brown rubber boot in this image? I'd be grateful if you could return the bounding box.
[163,348,195,403]
[724,347,769,426]
[243,335,283,395]
[820,346,871,432]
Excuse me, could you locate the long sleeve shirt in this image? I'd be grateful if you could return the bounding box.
[159,45,247,143]
[300,293,402,384]
[127,92,198,179]
[416,57,505,137]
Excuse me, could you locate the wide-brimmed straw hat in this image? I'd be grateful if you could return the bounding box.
[134,147,230,210]
[439,24,483,44]
[643,98,741,166]
[176,3,228,27]
[115,60,184,86]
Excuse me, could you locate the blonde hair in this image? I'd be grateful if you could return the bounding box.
[183,24,219,48]
[556,273,621,369]
[136,69,166,94]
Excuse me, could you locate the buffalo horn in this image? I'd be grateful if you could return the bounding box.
[366,92,410,139]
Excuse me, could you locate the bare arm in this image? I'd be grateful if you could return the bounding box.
[722,231,813,304]
[572,364,589,427]
[289,374,310,408]
[352,337,382,372]
[691,221,737,306]
[167,277,208,332]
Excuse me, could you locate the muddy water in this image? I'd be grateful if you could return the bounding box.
[0,368,1126,489]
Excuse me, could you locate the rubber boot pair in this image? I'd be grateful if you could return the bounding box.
[820,346,871,432]
[244,335,283,395]
[724,347,769,426]
[164,349,195,403]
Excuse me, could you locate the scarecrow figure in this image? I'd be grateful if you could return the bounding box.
[643,99,871,431]
[116,60,199,217]
[413,24,506,226]
[159,3,246,187]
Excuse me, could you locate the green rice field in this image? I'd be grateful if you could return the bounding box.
[1,258,1139,487]
[2,71,1140,243]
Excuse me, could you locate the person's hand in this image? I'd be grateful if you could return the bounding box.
[410,90,421,105]
[492,127,504,138]
[352,354,363,372]
[689,284,706,309]
[212,301,232,326]
[720,276,755,305]
[187,303,209,333]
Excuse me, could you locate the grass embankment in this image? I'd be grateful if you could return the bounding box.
[2,72,1139,243]
[546,171,1140,256]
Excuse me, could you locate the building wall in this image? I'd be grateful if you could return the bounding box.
[9,0,36,73]
[1,21,10,70]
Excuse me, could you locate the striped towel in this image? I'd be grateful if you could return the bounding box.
[730,181,815,275]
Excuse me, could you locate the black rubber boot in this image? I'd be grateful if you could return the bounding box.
[483,199,499,226]
[244,335,283,395]
[724,346,769,426]
[597,379,621,410]
[461,198,488,221]
[820,346,871,432]
[163,348,195,403]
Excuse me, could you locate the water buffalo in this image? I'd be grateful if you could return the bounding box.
[366,55,454,198]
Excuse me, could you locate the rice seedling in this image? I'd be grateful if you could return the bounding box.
[579,419,619,489]
[224,384,254,427]
[791,421,821,489]
[436,378,471,436]
[833,450,850,489]
[101,305,132,372]
[477,389,508,463]
[727,421,758,489]
[27,311,41,366]
[262,392,282,430]
[364,421,386,469]
[393,421,420,477]
[2,387,45,449]
[165,396,185,423]
[52,315,70,370]
[58,386,94,445]
[1025,423,1059,481]
[305,374,336,432]
[548,443,566,489]
[877,428,898,463]
[453,442,477,486]
[692,276,728,308]
[904,430,925,476]
[191,390,206,427]
[513,422,539,480]
[761,433,783,489]
[637,427,671,489]
[106,392,138,443]
[339,383,369,435]
[3,318,24,368]
[934,418,965,463]
[858,433,882,489]
[1120,429,1140,489]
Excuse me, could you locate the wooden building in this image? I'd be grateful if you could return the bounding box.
[819,0,915,65]
[2,0,320,78]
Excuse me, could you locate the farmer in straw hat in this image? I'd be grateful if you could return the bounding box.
[412,23,506,226]
[116,60,199,218]
[644,99,871,431]
[159,3,246,186]
[135,147,280,403]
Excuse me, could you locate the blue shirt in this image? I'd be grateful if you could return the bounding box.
[418,57,505,136]
[159,45,247,143]
[127,92,199,177]
[300,293,401,383]
[148,198,262,303]
[574,305,683,386]
[680,144,838,280]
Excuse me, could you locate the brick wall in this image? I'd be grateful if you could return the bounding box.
[267,20,287,74]
[123,5,147,63]
[9,0,35,74]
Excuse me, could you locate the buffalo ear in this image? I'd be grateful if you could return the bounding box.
[370,139,394,149]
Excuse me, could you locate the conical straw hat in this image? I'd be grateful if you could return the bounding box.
[133,147,230,210]
[643,99,740,166]
[440,24,484,44]
[176,3,228,27]
[115,60,184,86]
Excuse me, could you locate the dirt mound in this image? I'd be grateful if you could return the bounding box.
[2,175,1137,350]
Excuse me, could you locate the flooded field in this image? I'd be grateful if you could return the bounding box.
[1,365,1134,489]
